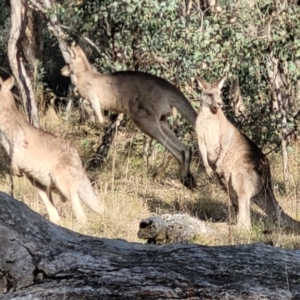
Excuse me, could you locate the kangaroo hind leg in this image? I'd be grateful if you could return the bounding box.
[231,172,254,231]
[160,119,195,189]
[218,175,239,223]
[54,172,88,224]
[132,115,195,189]
[28,178,61,224]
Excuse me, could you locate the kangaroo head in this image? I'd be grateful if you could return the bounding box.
[61,45,92,80]
[0,76,15,104]
[67,45,92,72]
[69,45,84,60]
[197,76,226,113]
[232,94,246,117]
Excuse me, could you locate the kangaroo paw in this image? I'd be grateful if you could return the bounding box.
[11,165,22,177]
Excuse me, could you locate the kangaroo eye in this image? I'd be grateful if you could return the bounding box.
[207,93,214,98]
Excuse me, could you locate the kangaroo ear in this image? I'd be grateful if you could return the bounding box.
[196,77,209,90]
[1,76,14,92]
[214,76,226,90]
[75,45,84,58]
[68,43,77,60]
[61,65,71,77]
[71,48,76,59]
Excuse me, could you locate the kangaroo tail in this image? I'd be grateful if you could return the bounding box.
[78,175,105,215]
[277,206,300,232]
[256,186,300,232]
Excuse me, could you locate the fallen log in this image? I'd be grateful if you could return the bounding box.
[0,191,299,299]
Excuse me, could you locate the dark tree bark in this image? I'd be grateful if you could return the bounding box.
[8,0,40,128]
[0,191,299,299]
[89,113,128,169]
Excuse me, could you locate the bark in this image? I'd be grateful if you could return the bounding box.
[0,191,299,299]
[266,54,290,183]
[295,61,300,112]
[8,0,40,127]
[22,8,37,84]
[89,113,127,169]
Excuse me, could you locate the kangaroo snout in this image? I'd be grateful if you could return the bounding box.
[215,101,223,108]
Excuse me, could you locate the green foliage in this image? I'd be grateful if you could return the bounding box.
[56,0,300,150]
[1,0,300,151]
[0,2,11,77]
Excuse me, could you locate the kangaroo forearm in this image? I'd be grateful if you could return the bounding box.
[198,143,210,167]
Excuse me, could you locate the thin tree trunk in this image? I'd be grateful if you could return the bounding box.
[267,54,290,183]
[8,0,40,128]
[22,9,37,84]
[281,109,290,183]
[89,113,127,169]
[0,191,299,299]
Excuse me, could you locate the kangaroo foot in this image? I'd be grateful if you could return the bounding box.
[181,173,196,190]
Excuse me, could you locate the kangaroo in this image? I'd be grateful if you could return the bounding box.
[61,45,198,189]
[0,76,105,224]
[195,76,300,231]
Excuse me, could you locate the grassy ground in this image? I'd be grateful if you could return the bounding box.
[1,106,300,248]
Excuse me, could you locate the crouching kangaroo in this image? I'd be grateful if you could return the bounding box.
[195,76,300,231]
[0,76,105,224]
[61,45,198,189]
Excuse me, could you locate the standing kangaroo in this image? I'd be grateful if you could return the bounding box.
[0,76,105,224]
[61,45,198,189]
[195,77,300,231]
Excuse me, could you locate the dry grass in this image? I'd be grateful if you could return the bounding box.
[1,107,300,248]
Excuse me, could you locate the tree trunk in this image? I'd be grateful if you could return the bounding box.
[89,113,127,169]
[266,54,290,184]
[22,9,37,84]
[8,0,40,128]
[0,191,299,299]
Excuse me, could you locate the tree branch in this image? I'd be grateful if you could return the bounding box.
[29,0,70,62]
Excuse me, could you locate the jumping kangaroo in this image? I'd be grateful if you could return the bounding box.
[0,76,105,224]
[61,45,198,189]
[195,76,300,231]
